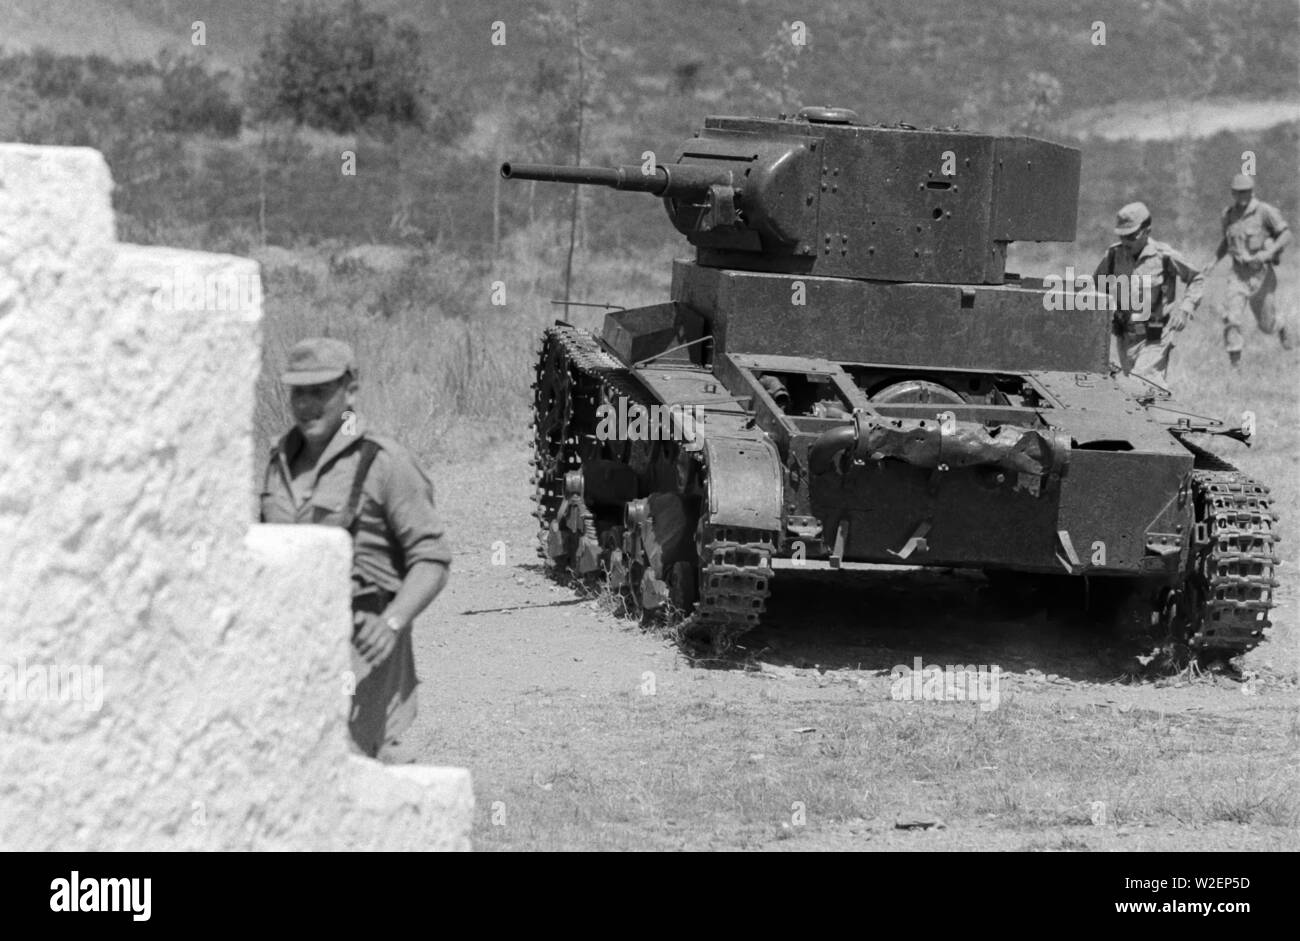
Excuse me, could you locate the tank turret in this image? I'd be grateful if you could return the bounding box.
[503,105,1082,285]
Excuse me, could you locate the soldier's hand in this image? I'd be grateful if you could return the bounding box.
[352,612,397,666]
[1168,306,1191,332]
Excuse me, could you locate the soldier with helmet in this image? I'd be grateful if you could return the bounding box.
[260,337,452,761]
[1094,201,1206,388]
[1211,174,1293,366]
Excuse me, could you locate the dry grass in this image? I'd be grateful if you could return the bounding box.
[463,687,1299,850]
[253,219,674,464]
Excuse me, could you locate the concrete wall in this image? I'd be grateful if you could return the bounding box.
[0,143,471,850]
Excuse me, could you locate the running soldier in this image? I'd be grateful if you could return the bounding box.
[1211,174,1293,366]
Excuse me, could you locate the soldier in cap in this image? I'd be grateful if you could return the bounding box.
[260,337,452,761]
[1210,174,1292,365]
[1094,201,1206,388]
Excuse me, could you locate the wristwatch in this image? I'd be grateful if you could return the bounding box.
[383,615,403,633]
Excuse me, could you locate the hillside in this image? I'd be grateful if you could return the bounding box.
[4,1,1297,131]
[1,1,1295,271]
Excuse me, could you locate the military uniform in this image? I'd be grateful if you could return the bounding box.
[260,340,452,758]
[1095,202,1204,387]
[1218,194,1290,356]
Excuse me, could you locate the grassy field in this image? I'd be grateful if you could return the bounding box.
[464,685,1300,850]
[420,447,1300,852]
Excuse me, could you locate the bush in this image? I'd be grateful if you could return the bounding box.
[250,0,428,134]
[0,49,241,139]
[158,53,242,137]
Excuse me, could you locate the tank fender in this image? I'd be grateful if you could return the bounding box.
[702,436,785,532]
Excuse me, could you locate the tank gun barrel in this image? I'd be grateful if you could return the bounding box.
[500,162,730,199]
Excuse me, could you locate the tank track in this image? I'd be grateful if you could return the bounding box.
[1186,466,1279,655]
[682,528,773,654]
[529,323,645,565]
[531,323,774,652]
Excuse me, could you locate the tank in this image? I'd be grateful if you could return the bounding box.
[506,106,1278,657]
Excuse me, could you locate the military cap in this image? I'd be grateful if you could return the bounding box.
[1230,173,1255,192]
[281,337,357,386]
[1114,201,1151,236]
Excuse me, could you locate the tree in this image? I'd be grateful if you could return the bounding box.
[250,0,427,134]
[515,0,617,303]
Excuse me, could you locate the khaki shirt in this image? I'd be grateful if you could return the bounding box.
[1220,197,1289,271]
[1094,237,1205,328]
[260,414,452,594]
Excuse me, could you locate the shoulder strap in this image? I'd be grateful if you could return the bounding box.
[1106,245,1117,277]
[259,446,279,523]
[340,439,382,535]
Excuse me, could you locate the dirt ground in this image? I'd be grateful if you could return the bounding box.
[402,435,1300,852]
